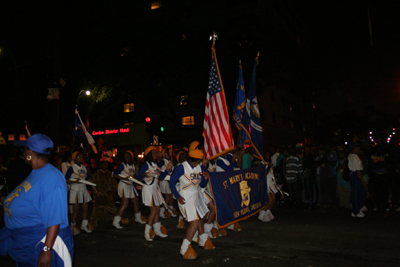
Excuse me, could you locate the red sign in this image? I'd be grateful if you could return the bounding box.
[92,128,130,136]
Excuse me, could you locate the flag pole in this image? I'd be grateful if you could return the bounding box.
[236,59,243,147]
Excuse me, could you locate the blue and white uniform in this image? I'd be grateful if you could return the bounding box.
[159,158,172,194]
[170,161,209,222]
[114,162,138,198]
[1,164,74,266]
[65,163,92,204]
[216,156,234,172]
[138,161,167,207]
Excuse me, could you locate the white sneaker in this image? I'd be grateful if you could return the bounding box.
[351,212,365,218]
[360,206,368,212]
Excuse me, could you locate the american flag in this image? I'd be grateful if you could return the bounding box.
[203,47,234,160]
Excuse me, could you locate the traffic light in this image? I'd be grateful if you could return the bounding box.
[145,117,151,123]
[160,126,164,132]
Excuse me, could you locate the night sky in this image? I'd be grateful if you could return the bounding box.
[2,1,400,142]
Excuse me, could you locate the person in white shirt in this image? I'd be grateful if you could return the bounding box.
[348,143,367,218]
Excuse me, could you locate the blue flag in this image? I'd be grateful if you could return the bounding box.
[233,65,246,130]
[240,58,264,160]
[209,165,268,227]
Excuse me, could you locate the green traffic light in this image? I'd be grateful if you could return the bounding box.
[161,127,164,132]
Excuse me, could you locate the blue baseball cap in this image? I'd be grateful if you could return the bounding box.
[26,133,54,154]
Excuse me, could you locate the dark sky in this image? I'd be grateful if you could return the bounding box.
[2,1,400,137]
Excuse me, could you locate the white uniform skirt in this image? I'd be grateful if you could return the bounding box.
[179,189,209,222]
[159,180,172,194]
[118,181,138,198]
[142,179,164,207]
[267,173,278,194]
[69,183,92,204]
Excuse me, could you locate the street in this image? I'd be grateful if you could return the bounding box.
[1,203,399,267]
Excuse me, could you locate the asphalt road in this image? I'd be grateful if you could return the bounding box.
[1,204,399,267]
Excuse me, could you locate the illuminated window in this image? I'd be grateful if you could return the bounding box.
[124,103,134,113]
[180,95,188,105]
[8,134,15,141]
[19,134,26,141]
[151,1,161,10]
[182,116,195,125]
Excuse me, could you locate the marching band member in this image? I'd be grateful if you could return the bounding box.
[112,150,146,229]
[65,151,93,235]
[176,151,187,229]
[169,143,215,260]
[138,146,172,241]
[159,147,177,218]
[259,163,277,222]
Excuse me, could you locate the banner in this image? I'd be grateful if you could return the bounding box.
[209,165,268,228]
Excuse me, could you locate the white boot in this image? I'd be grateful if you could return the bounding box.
[144,224,153,241]
[134,212,146,224]
[153,222,168,238]
[199,233,215,249]
[159,207,166,218]
[180,239,198,259]
[168,206,177,217]
[180,239,191,256]
[112,216,123,229]
[266,209,275,220]
[204,223,214,238]
[258,210,266,221]
[228,224,235,230]
[80,219,92,233]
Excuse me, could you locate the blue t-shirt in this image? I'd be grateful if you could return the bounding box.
[4,163,70,229]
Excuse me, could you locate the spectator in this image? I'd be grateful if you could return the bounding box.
[285,147,303,207]
[320,145,338,208]
[336,150,351,209]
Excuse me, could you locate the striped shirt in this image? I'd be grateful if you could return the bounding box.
[285,155,302,183]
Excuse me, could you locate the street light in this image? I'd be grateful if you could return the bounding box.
[77,90,91,103]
